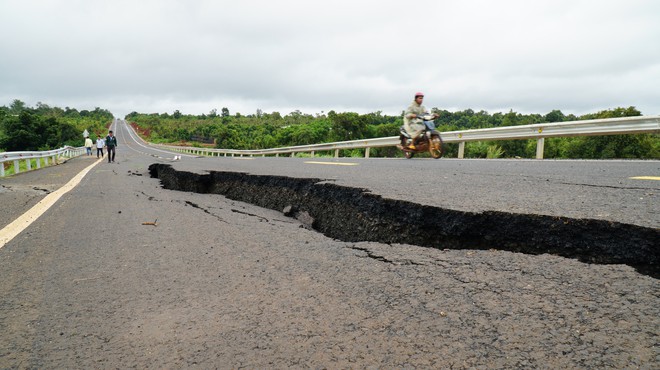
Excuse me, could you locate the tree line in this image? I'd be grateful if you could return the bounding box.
[0,100,114,151]
[126,106,659,159]
[1,99,656,159]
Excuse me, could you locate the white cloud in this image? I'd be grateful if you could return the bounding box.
[1,0,659,118]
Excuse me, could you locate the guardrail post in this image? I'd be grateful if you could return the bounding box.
[310,151,315,157]
[0,163,4,177]
[536,138,545,159]
[365,147,370,158]
[36,157,41,169]
[334,149,339,158]
[458,142,465,159]
[26,159,32,171]
[291,152,295,157]
[13,160,20,174]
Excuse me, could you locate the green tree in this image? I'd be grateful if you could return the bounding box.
[328,111,368,141]
[544,110,565,122]
[9,99,26,114]
[581,106,641,120]
[1,111,41,151]
[0,100,113,151]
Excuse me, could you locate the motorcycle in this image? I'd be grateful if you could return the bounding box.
[397,114,444,159]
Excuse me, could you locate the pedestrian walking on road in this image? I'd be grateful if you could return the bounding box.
[84,136,93,156]
[95,136,105,158]
[105,130,117,163]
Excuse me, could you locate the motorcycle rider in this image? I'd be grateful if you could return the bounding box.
[403,92,437,149]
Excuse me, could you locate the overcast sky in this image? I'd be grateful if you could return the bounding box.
[1,0,659,118]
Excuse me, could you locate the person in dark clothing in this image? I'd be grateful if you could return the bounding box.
[105,130,118,163]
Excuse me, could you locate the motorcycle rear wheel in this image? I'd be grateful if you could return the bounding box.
[429,135,443,159]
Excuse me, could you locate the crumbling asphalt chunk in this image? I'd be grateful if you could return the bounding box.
[149,163,659,278]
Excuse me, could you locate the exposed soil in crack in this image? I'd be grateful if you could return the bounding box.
[149,163,659,278]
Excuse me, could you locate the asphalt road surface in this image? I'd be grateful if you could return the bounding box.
[0,120,658,368]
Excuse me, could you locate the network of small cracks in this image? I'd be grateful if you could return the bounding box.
[147,163,659,278]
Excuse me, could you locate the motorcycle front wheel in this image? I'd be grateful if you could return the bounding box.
[404,150,415,159]
[429,135,443,159]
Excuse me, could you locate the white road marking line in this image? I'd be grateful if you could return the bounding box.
[0,157,103,249]
[629,176,660,181]
[304,161,359,166]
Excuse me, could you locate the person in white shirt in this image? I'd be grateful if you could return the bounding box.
[95,136,105,158]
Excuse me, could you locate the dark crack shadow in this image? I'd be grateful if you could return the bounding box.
[183,200,228,224]
[231,209,269,222]
[349,245,426,266]
[149,163,659,278]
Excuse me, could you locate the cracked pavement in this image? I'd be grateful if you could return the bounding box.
[1,121,659,370]
[2,156,657,368]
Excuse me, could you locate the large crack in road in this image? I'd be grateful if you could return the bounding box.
[149,163,658,278]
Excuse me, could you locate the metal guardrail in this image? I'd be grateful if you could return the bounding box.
[0,146,86,177]
[151,115,660,159]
